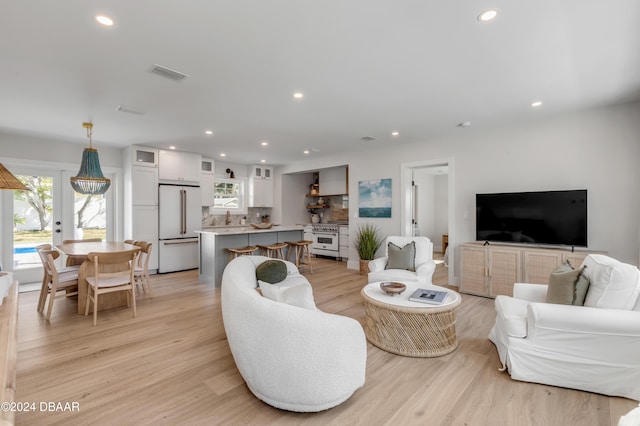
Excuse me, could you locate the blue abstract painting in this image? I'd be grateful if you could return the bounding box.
[358,178,391,218]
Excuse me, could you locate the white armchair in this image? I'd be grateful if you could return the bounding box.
[367,236,436,285]
[489,254,640,400]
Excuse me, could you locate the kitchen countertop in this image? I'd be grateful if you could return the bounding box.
[197,225,304,236]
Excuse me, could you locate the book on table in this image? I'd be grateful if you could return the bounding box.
[408,288,448,305]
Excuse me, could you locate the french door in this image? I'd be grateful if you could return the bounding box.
[1,166,112,284]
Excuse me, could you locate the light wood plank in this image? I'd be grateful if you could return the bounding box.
[14,257,637,425]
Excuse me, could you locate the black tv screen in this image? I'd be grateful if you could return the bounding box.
[476,190,587,247]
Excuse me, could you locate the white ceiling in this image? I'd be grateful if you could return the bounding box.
[1,1,639,166]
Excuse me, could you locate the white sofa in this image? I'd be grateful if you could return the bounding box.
[489,254,640,400]
[221,256,367,412]
[367,236,436,285]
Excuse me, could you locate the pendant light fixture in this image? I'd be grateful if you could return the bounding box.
[70,122,111,194]
[0,163,27,190]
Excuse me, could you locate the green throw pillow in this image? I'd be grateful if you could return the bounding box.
[256,260,287,284]
[385,241,416,272]
[545,261,584,305]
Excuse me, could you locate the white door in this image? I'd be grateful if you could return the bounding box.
[2,165,114,284]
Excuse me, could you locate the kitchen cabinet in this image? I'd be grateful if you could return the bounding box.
[159,150,201,182]
[459,242,603,298]
[132,205,159,271]
[248,165,273,207]
[201,158,215,206]
[319,166,348,195]
[251,165,272,180]
[131,145,158,168]
[132,166,158,206]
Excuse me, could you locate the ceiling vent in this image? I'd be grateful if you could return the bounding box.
[360,136,376,142]
[150,64,189,81]
[115,105,145,115]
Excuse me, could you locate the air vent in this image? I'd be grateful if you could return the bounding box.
[115,105,145,115]
[360,136,376,142]
[150,64,189,81]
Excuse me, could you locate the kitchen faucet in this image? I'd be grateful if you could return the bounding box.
[225,210,231,225]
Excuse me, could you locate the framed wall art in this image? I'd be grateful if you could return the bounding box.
[358,178,391,218]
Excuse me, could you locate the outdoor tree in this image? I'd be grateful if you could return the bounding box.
[75,194,105,228]
[15,175,52,231]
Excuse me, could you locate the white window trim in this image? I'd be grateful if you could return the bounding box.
[209,176,248,215]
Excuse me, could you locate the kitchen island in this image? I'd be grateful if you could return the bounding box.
[198,225,304,287]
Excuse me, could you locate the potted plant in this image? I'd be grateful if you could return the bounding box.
[354,223,383,276]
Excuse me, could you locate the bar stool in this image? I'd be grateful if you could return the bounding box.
[226,246,259,262]
[257,242,289,260]
[285,240,313,274]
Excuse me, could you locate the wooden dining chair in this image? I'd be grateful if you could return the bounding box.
[38,249,79,321]
[35,243,53,312]
[62,238,103,266]
[132,241,152,293]
[85,249,138,326]
[124,239,136,245]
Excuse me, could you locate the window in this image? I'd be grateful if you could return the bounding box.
[212,177,246,214]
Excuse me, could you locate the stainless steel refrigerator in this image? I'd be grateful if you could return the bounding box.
[158,184,201,273]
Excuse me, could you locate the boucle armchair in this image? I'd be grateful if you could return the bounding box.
[489,254,640,400]
[367,236,436,284]
[221,256,367,412]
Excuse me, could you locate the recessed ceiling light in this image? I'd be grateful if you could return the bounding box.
[260,140,269,146]
[260,159,266,163]
[220,153,226,157]
[478,9,499,22]
[205,130,213,135]
[531,101,543,107]
[169,146,176,150]
[293,92,304,99]
[391,131,399,136]
[96,15,114,26]
[303,150,310,155]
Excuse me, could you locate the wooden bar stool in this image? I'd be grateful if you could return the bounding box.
[285,240,313,274]
[257,242,289,260]
[226,246,259,262]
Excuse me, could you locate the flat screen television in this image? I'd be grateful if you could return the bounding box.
[476,189,587,247]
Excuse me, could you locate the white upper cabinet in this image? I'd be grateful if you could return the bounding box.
[251,165,272,180]
[132,145,158,168]
[159,150,201,183]
[249,165,273,207]
[201,158,214,175]
[132,166,158,205]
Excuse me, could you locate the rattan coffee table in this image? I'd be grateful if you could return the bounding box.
[361,282,462,357]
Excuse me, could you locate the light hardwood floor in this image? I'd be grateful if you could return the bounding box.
[15,257,636,425]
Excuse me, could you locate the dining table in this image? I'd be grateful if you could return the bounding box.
[55,241,140,314]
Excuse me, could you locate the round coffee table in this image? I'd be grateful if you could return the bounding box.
[361,282,462,357]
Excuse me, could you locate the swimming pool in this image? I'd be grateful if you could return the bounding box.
[14,247,37,254]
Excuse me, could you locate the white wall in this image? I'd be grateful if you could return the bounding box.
[434,174,448,251]
[279,101,640,281]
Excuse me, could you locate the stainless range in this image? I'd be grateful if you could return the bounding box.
[310,224,340,258]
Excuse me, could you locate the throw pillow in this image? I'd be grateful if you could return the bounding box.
[572,265,590,306]
[258,280,316,310]
[386,241,416,271]
[255,260,288,284]
[545,262,584,305]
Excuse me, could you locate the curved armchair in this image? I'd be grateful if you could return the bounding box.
[367,236,436,285]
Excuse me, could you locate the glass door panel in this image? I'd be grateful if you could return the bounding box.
[74,192,107,241]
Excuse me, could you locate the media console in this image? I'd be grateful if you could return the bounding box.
[459,242,605,298]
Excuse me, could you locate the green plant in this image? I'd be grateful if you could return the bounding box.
[354,223,383,260]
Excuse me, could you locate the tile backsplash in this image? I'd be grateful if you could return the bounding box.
[202,207,272,226]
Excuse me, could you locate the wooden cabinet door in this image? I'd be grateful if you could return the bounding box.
[523,250,562,284]
[563,252,589,269]
[460,246,488,296]
[489,248,521,297]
